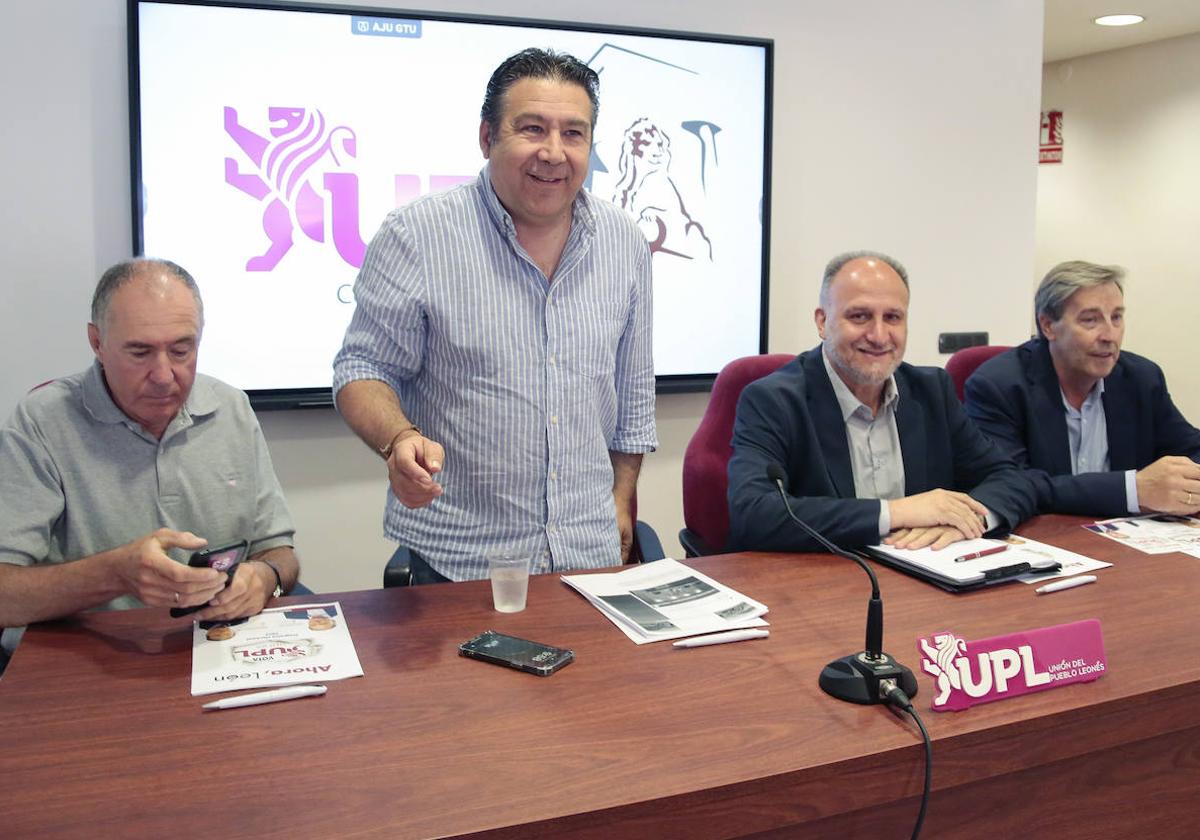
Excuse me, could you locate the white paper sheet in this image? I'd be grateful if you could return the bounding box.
[190,601,364,696]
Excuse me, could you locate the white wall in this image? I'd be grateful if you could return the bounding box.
[1039,32,1200,422]
[0,0,1043,593]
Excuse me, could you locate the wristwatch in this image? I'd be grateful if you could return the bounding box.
[255,559,284,598]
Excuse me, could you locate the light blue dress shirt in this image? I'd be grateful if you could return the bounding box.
[823,351,903,535]
[822,351,999,536]
[333,167,656,580]
[1061,380,1139,512]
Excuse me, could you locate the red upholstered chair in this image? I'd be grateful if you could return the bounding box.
[680,353,793,556]
[945,345,1012,402]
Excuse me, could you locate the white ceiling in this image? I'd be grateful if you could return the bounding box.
[1045,0,1200,62]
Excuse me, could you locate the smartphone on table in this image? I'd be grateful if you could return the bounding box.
[459,630,574,676]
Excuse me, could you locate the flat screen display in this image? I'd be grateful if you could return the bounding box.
[130,0,772,406]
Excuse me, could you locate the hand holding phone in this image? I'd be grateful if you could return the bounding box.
[170,540,249,618]
[459,631,574,676]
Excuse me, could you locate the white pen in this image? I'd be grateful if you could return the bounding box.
[673,629,770,648]
[1035,575,1098,595]
[202,684,327,711]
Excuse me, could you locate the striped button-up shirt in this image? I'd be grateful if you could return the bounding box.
[333,167,656,580]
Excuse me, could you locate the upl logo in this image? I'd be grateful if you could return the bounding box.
[224,106,473,272]
[918,619,1106,712]
[224,106,368,271]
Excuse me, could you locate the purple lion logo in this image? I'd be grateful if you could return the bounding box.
[224,106,367,271]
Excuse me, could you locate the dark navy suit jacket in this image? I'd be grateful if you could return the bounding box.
[726,347,1036,553]
[964,338,1200,516]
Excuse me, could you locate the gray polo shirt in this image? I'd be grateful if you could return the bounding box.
[0,363,295,653]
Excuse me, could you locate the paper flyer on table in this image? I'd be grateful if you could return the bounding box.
[191,602,364,696]
[561,558,768,644]
[1083,514,1200,555]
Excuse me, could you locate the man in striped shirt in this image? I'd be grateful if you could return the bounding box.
[333,48,656,583]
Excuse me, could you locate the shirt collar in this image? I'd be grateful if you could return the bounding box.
[1060,377,1105,416]
[822,349,899,422]
[81,360,129,426]
[81,360,219,436]
[476,163,596,240]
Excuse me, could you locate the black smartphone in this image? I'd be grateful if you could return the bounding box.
[170,540,249,618]
[459,630,574,677]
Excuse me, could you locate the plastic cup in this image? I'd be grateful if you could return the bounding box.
[488,555,531,613]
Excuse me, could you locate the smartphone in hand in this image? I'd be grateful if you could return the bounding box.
[170,540,249,618]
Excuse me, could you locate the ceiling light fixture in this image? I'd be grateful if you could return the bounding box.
[1094,14,1145,27]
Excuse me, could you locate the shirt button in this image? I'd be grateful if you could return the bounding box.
[549,355,556,365]
[550,470,558,480]
[551,415,559,425]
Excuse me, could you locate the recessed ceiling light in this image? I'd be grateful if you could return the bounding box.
[1094,14,1145,27]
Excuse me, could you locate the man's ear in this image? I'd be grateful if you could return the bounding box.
[1037,313,1056,342]
[479,120,492,158]
[87,323,102,357]
[814,307,827,340]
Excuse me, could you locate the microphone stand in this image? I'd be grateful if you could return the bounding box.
[768,468,918,705]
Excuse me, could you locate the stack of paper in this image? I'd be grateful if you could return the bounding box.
[191,601,364,696]
[1084,514,1200,556]
[561,558,768,644]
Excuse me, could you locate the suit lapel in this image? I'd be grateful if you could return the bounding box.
[805,350,856,498]
[895,370,927,494]
[1030,342,1074,475]
[1102,360,1137,470]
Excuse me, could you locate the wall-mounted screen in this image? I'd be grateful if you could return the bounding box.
[130,0,772,406]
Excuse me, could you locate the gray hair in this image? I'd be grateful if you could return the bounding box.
[820,250,910,307]
[1035,260,1125,323]
[480,48,600,138]
[91,258,204,334]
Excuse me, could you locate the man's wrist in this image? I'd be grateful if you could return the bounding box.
[379,425,422,460]
[251,559,284,598]
[612,487,635,504]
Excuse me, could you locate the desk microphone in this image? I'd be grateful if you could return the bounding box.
[765,463,918,705]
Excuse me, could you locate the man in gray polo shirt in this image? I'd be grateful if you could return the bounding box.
[0,258,299,665]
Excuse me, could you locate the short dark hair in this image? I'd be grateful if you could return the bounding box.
[480,48,600,137]
[91,257,204,334]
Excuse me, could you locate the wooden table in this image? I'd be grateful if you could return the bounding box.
[1,515,1197,839]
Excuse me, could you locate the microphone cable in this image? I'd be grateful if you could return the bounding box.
[769,460,931,835]
[880,679,932,840]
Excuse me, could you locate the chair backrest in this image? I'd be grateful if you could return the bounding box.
[945,345,1012,402]
[682,353,793,552]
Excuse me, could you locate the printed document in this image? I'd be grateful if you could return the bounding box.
[191,601,364,696]
[866,535,1089,587]
[562,559,768,644]
[1084,514,1200,555]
